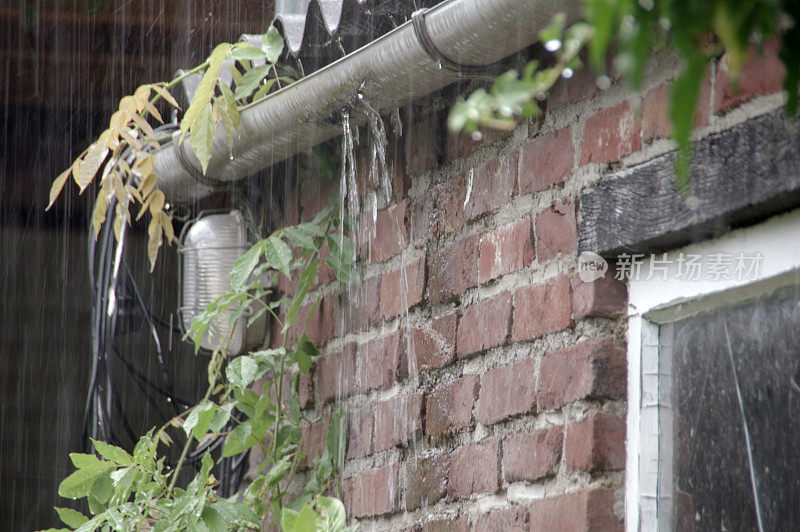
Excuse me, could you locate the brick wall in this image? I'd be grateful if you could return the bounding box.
[264,41,787,530]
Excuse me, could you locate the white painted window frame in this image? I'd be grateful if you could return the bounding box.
[625,208,800,531]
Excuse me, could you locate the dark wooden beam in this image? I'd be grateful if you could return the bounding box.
[578,110,800,257]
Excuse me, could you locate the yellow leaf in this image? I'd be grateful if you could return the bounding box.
[148,222,163,272]
[118,128,142,151]
[138,172,157,199]
[128,111,155,138]
[134,85,151,105]
[118,95,135,113]
[151,84,180,109]
[159,211,175,244]
[109,110,127,131]
[136,191,154,221]
[148,189,165,216]
[46,167,71,211]
[113,205,124,242]
[143,98,163,124]
[74,143,109,192]
[92,193,109,238]
[112,172,127,206]
[126,184,142,203]
[180,42,232,142]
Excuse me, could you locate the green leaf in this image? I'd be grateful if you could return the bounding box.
[283,226,317,251]
[265,235,293,278]
[283,258,319,334]
[316,497,346,532]
[294,504,318,532]
[295,334,319,373]
[226,355,259,389]
[190,102,215,175]
[538,12,566,48]
[92,440,133,466]
[261,25,284,64]
[326,408,346,472]
[200,506,227,532]
[222,422,253,457]
[55,507,89,529]
[281,508,300,532]
[58,469,104,499]
[209,402,235,433]
[70,453,115,472]
[90,471,114,504]
[234,64,271,100]
[230,240,264,290]
[183,400,216,441]
[228,43,268,61]
[180,42,232,141]
[219,82,240,129]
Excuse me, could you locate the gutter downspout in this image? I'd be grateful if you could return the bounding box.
[154,0,581,203]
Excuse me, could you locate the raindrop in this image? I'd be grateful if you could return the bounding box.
[596,75,612,90]
[544,39,561,52]
[470,131,483,142]
[685,195,700,210]
[499,106,513,117]
[562,67,574,79]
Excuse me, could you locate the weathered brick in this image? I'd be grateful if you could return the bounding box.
[479,218,535,282]
[518,127,574,194]
[641,76,712,142]
[456,291,512,357]
[410,174,468,242]
[409,311,457,372]
[537,338,626,411]
[571,273,627,320]
[535,200,577,261]
[373,392,424,452]
[289,295,335,347]
[580,101,641,165]
[428,234,480,304]
[299,175,338,222]
[337,274,381,335]
[425,376,478,437]
[528,488,622,531]
[477,357,537,425]
[715,38,785,114]
[447,437,501,499]
[343,463,400,518]
[447,127,513,161]
[405,114,440,176]
[422,516,470,532]
[473,506,529,532]
[502,426,563,482]
[357,331,407,391]
[346,405,373,460]
[464,154,518,221]
[317,343,357,403]
[565,412,626,473]
[359,199,409,263]
[380,256,426,318]
[298,370,313,409]
[300,415,329,465]
[511,275,572,342]
[548,58,601,108]
[405,453,450,510]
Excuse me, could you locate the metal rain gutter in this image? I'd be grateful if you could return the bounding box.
[154,0,581,203]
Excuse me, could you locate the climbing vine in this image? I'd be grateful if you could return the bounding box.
[449,0,800,187]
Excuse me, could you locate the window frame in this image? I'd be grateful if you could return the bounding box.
[625,208,800,531]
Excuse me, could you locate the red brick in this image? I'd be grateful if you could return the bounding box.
[410,174,468,242]
[422,516,470,532]
[428,234,480,304]
[425,376,478,437]
[479,218,535,282]
[447,127,513,161]
[300,415,329,465]
[346,405,373,459]
[502,426,563,482]
[343,462,400,518]
[405,114,440,176]
[299,175,338,222]
[565,412,626,473]
[580,101,641,165]
[405,453,450,510]
[409,311,457,372]
[289,295,335,347]
[571,273,627,320]
[380,256,426,318]
[641,75,712,142]
[528,488,622,531]
[447,437,501,499]
[337,274,381,335]
[357,331,407,391]
[477,357,537,425]
[535,200,577,261]
[549,59,601,108]
[456,291,512,357]
[317,343,357,403]
[464,153,518,221]
[715,38,785,114]
[511,275,572,342]
[519,127,574,194]
[359,200,409,263]
[473,506,529,532]
[373,392,424,452]
[298,370,313,409]
[537,338,626,411]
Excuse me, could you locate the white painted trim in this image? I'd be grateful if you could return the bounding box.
[625,208,800,531]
